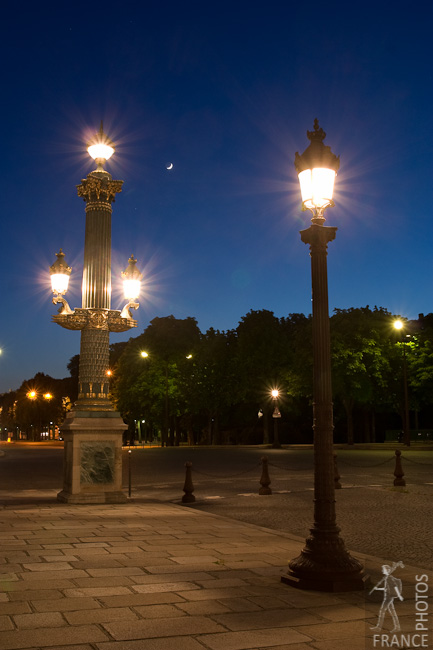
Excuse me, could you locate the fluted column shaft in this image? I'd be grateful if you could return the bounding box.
[75,171,123,410]
[82,201,112,309]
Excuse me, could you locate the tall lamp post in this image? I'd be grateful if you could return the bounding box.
[50,124,142,504]
[393,320,410,446]
[281,120,365,591]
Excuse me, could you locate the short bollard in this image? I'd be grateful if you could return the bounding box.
[259,456,272,495]
[182,461,196,503]
[394,449,406,486]
[333,453,342,489]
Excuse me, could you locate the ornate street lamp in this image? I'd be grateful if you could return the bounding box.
[50,250,73,315]
[120,255,143,318]
[50,123,142,504]
[281,120,365,591]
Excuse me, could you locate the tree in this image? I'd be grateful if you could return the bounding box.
[184,328,238,444]
[112,316,201,445]
[405,314,433,428]
[14,373,67,440]
[330,306,397,444]
[235,310,290,444]
[0,390,17,437]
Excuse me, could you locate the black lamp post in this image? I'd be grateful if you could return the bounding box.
[281,120,365,591]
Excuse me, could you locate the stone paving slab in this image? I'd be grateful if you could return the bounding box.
[0,499,431,650]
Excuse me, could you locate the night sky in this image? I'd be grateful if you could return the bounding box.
[0,2,431,393]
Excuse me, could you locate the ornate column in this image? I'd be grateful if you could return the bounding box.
[52,129,138,504]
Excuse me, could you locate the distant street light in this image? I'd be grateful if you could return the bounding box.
[271,389,281,449]
[49,122,142,504]
[393,319,411,446]
[25,390,55,440]
[281,120,365,591]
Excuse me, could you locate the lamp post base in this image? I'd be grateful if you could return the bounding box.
[281,531,367,592]
[57,410,127,504]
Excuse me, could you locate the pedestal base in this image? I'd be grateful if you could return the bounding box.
[57,410,127,504]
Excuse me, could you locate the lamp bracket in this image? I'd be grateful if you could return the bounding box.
[52,295,75,316]
[120,300,139,320]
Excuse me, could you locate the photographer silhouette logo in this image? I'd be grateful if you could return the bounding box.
[368,562,430,649]
[370,561,404,633]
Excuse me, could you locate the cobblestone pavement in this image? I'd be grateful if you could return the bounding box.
[131,447,433,570]
[184,485,433,570]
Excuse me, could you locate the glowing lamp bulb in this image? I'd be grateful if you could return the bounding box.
[123,278,141,300]
[122,255,142,300]
[88,143,114,161]
[49,250,71,295]
[271,389,279,399]
[298,167,336,211]
[87,123,115,167]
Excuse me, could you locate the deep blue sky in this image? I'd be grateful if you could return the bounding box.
[0,1,431,393]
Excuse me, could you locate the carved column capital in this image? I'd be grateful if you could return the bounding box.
[77,175,123,205]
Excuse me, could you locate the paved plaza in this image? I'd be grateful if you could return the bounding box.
[1,445,432,649]
[0,496,431,650]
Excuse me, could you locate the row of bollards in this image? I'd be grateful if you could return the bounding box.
[180,450,406,502]
[331,450,406,489]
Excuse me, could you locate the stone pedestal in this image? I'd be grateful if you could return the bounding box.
[57,410,127,504]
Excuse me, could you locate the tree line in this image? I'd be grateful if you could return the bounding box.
[1,307,432,444]
[111,308,433,445]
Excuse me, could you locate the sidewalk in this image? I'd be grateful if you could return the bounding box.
[0,497,430,650]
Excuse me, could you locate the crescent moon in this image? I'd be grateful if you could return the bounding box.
[166,162,173,170]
